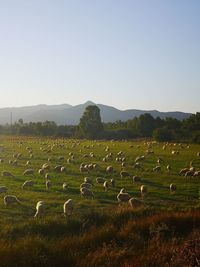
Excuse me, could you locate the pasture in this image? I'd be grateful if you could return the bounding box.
[0,135,199,267]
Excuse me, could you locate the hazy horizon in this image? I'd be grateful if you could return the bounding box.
[0,1,200,113]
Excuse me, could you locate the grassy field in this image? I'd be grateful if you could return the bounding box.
[0,135,199,266]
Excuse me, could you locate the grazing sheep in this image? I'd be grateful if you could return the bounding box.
[0,186,8,193]
[96,177,105,184]
[45,173,51,180]
[117,189,130,204]
[197,152,200,157]
[34,201,45,217]
[80,182,91,189]
[80,187,94,199]
[106,166,113,173]
[153,166,161,172]
[42,163,50,170]
[140,185,148,198]
[185,170,195,177]
[132,176,141,182]
[80,166,89,173]
[2,171,14,177]
[23,169,34,175]
[129,198,143,208]
[54,165,62,172]
[63,182,69,190]
[179,168,189,175]
[110,178,115,187]
[120,171,130,178]
[61,166,66,173]
[133,162,143,170]
[46,180,52,189]
[167,165,171,171]
[4,195,21,206]
[22,180,35,189]
[103,181,109,191]
[38,168,44,175]
[170,183,177,194]
[194,171,200,177]
[63,199,73,218]
[84,177,93,185]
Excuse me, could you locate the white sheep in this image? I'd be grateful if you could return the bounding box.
[34,201,46,217]
[46,180,52,189]
[153,166,161,172]
[103,181,109,191]
[23,169,34,175]
[117,189,130,204]
[63,199,73,218]
[96,177,105,184]
[2,171,14,177]
[84,177,93,185]
[80,187,94,199]
[38,168,45,175]
[63,182,69,190]
[22,180,35,189]
[129,198,143,208]
[170,184,177,194]
[120,171,130,178]
[0,186,8,193]
[110,178,115,187]
[4,195,21,206]
[106,166,113,173]
[140,185,148,198]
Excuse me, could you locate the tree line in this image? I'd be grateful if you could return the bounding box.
[0,105,199,143]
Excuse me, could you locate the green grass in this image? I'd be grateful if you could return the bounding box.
[0,135,199,266]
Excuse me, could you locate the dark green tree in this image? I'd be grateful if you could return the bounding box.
[78,105,103,139]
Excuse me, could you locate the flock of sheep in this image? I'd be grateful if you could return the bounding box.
[0,139,199,219]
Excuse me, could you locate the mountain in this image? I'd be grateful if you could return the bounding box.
[0,101,192,125]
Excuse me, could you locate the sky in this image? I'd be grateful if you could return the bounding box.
[0,0,199,113]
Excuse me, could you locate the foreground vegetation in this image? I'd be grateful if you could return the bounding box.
[0,135,199,266]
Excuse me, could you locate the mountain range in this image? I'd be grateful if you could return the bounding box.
[0,101,192,125]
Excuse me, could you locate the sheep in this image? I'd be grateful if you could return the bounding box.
[2,171,14,177]
[80,166,89,173]
[0,186,8,193]
[4,195,21,206]
[194,171,200,177]
[34,201,45,217]
[42,163,50,170]
[103,181,109,191]
[80,182,91,189]
[106,166,113,173]
[167,165,171,171]
[38,168,44,175]
[132,176,141,183]
[110,178,115,187]
[63,182,69,190]
[170,183,177,194]
[96,177,105,184]
[22,180,35,189]
[140,185,148,198]
[46,180,52,189]
[61,166,66,173]
[54,165,62,172]
[45,173,51,180]
[117,189,130,204]
[179,168,190,175]
[23,169,34,175]
[129,198,143,208]
[84,177,94,185]
[133,162,143,170]
[80,187,94,199]
[185,170,195,177]
[153,166,161,172]
[120,171,130,179]
[63,199,73,218]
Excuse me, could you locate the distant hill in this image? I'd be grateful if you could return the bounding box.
[0,101,192,125]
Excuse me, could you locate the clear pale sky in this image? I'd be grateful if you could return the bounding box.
[0,0,199,112]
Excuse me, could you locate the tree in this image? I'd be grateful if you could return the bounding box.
[78,105,103,139]
[136,113,155,137]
